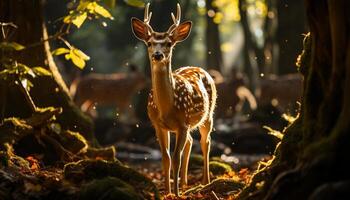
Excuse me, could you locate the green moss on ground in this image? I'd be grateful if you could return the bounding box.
[209,161,233,176]
[79,177,140,200]
[64,159,160,200]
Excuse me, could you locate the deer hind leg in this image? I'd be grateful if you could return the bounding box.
[199,118,213,184]
[154,125,171,193]
[180,134,193,188]
[173,128,189,196]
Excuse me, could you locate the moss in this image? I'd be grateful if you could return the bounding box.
[55,130,88,155]
[209,161,232,176]
[84,146,116,161]
[79,177,140,200]
[0,118,32,149]
[25,107,62,127]
[63,159,160,200]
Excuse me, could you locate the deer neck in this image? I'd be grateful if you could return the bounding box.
[150,59,175,116]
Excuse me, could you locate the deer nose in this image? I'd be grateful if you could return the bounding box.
[152,52,164,61]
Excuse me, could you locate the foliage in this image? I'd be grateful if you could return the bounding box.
[52,46,90,69]
[0,61,51,91]
[63,0,114,28]
[49,0,116,69]
[0,41,25,51]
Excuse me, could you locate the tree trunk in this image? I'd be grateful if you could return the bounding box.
[263,0,279,74]
[0,0,95,143]
[276,0,306,74]
[238,0,260,93]
[238,0,350,199]
[205,0,223,71]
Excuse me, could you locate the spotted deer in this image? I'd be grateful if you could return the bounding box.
[131,3,217,196]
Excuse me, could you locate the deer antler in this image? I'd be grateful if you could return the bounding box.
[144,3,154,35]
[167,3,181,34]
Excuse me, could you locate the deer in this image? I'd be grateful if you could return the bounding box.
[69,65,148,122]
[208,69,257,119]
[131,3,217,196]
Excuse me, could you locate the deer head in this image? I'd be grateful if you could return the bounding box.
[131,3,192,65]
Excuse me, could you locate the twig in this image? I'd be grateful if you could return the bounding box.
[16,78,37,113]
[211,191,220,200]
[24,24,71,49]
[0,22,18,40]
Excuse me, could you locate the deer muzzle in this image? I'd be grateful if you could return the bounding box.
[152,51,164,61]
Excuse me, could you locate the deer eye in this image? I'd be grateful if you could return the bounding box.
[147,42,151,47]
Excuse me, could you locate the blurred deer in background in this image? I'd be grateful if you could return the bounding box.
[257,73,303,113]
[131,3,217,196]
[69,65,148,122]
[208,69,257,119]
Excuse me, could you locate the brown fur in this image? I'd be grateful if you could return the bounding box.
[131,3,217,196]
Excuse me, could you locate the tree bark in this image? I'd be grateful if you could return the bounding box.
[0,0,95,143]
[276,0,306,74]
[262,0,278,74]
[205,0,223,71]
[238,0,350,199]
[238,0,260,92]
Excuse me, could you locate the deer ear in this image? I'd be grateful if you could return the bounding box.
[131,17,149,41]
[170,21,192,42]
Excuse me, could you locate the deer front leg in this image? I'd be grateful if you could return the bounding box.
[173,128,188,196]
[180,134,193,189]
[155,126,171,193]
[199,119,213,184]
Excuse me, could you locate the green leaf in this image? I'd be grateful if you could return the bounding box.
[72,12,88,28]
[70,48,90,69]
[65,54,71,60]
[52,48,70,56]
[93,3,114,19]
[32,67,52,76]
[27,69,36,78]
[124,0,145,8]
[63,15,72,24]
[17,63,32,76]
[72,48,90,61]
[0,42,25,51]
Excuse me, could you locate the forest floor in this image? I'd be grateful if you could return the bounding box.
[0,105,285,199]
[123,153,270,200]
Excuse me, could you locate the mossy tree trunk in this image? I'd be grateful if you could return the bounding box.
[238,0,350,199]
[0,0,95,143]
